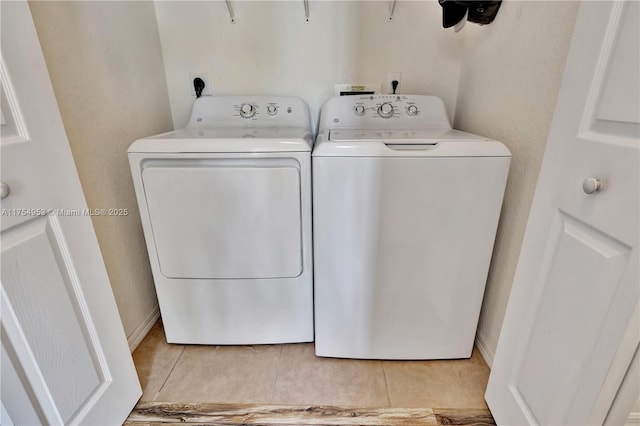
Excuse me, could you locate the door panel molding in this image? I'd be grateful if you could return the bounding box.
[0,58,30,145]
[1,286,60,424]
[1,215,115,423]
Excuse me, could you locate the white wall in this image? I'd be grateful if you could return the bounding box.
[154,1,464,130]
[355,1,463,121]
[26,0,589,368]
[453,0,580,364]
[29,1,174,349]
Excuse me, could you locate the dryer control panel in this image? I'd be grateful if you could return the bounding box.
[319,95,451,131]
[187,96,311,128]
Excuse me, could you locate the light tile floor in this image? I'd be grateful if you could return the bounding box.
[133,320,490,408]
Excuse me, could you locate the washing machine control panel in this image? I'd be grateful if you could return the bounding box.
[325,95,451,130]
[350,95,422,120]
[187,96,311,128]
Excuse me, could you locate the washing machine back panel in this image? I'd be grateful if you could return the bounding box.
[142,158,302,280]
[318,95,451,131]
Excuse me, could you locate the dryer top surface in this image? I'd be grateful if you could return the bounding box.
[128,128,312,153]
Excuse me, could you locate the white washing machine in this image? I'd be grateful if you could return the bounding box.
[313,95,511,359]
[129,96,313,344]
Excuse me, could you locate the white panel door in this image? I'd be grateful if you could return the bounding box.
[486,1,639,425]
[0,2,141,425]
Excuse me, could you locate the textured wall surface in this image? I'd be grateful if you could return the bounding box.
[154,1,464,130]
[454,0,580,362]
[29,1,174,345]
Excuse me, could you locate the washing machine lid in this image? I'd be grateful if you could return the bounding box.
[314,128,510,157]
[128,127,312,153]
[329,128,484,142]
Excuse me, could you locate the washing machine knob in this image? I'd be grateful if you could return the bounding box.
[266,104,277,115]
[407,105,419,116]
[378,102,394,119]
[240,103,256,118]
[354,105,366,116]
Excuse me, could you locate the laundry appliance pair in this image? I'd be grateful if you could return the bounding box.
[128,95,510,359]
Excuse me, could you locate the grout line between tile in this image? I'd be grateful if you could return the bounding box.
[269,345,284,404]
[154,345,186,401]
[381,362,392,407]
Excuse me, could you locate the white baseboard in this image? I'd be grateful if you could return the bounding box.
[475,330,495,369]
[626,412,640,426]
[127,305,160,353]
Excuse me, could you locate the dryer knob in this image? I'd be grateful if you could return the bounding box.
[378,102,394,119]
[240,103,256,118]
[354,105,366,116]
[266,105,278,115]
[407,105,419,116]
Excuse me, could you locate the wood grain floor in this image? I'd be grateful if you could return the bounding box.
[125,402,495,425]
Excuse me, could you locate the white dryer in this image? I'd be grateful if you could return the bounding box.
[129,96,313,344]
[313,95,511,359]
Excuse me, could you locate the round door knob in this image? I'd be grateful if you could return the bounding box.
[582,177,603,194]
[240,103,256,118]
[378,102,394,119]
[354,105,366,116]
[0,182,10,199]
